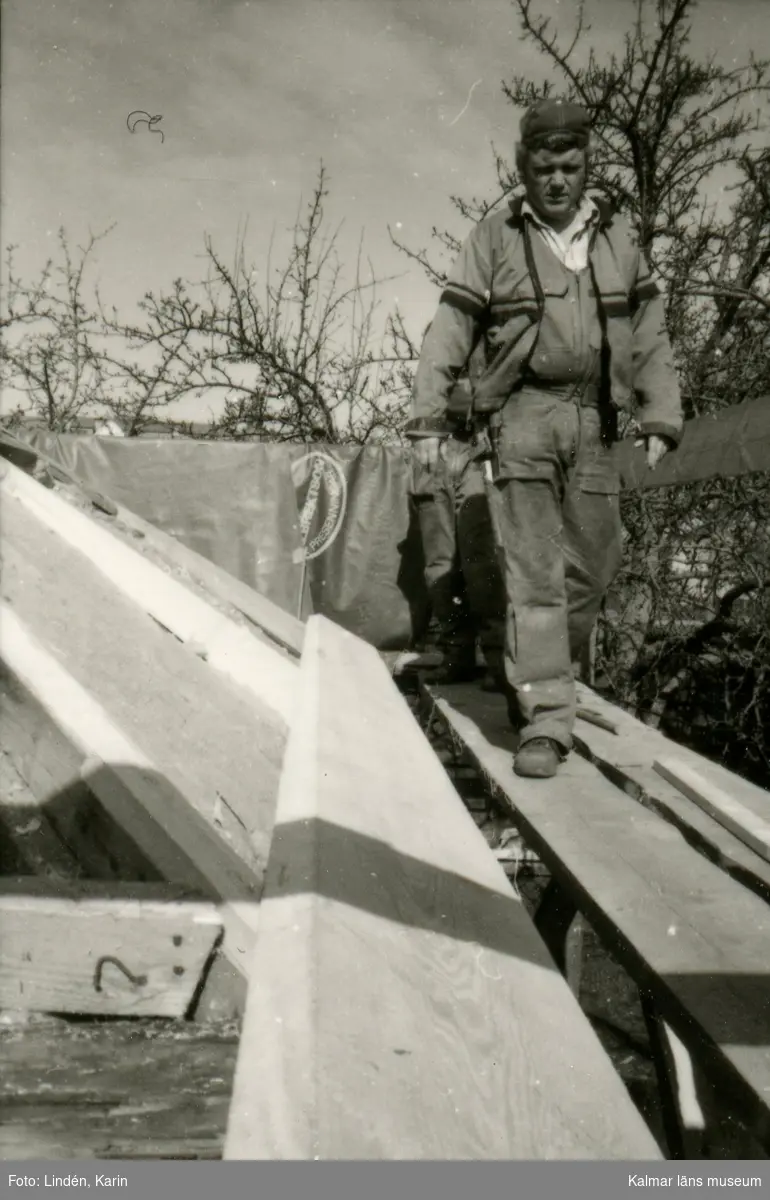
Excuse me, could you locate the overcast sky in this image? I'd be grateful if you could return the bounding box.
[2,0,767,420]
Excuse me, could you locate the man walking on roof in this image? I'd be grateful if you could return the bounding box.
[408,98,683,778]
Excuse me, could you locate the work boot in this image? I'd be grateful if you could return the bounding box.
[513,737,563,779]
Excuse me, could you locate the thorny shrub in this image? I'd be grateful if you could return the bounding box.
[597,475,770,788]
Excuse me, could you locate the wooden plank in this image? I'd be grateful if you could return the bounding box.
[0,605,264,976]
[0,458,296,723]
[111,503,305,657]
[575,681,770,827]
[616,763,770,905]
[224,615,659,1161]
[0,488,286,883]
[571,685,770,901]
[0,1014,239,1160]
[0,428,306,656]
[0,427,305,656]
[0,877,221,1016]
[655,757,770,865]
[422,679,770,1151]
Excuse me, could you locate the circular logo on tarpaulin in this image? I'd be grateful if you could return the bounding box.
[291,451,348,561]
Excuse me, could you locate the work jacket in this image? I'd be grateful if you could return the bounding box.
[408,194,684,447]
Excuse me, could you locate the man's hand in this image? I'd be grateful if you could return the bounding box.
[635,433,670,471]
[411,436,443,471]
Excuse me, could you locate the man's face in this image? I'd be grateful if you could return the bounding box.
[522,145,587,229]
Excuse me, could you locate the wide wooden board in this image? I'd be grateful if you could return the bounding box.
[424,679,770,1149]
[0,459,296,722]
[571,683,770,901]
[0,426,305,658]
[0,488,286,876]
[224,615,660,1161]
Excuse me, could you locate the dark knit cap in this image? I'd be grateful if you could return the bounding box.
[520,99,591,147]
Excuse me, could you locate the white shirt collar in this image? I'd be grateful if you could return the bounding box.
[519,194,599,272]
[520,194,599,242]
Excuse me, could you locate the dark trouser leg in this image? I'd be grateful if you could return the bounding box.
[413,477,476,669]
[455,461,507,682]
[496,475,575,750]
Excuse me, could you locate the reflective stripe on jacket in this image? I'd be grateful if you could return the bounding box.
[408,195,683,446]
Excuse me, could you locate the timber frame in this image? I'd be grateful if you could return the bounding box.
[2,432,769,1161]
[0,450,658,1160]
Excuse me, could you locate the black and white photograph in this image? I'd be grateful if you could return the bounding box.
[1,0,769,1186]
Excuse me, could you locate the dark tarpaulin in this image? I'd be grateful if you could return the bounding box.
[291,445,429,650]
[615,395,770,489]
